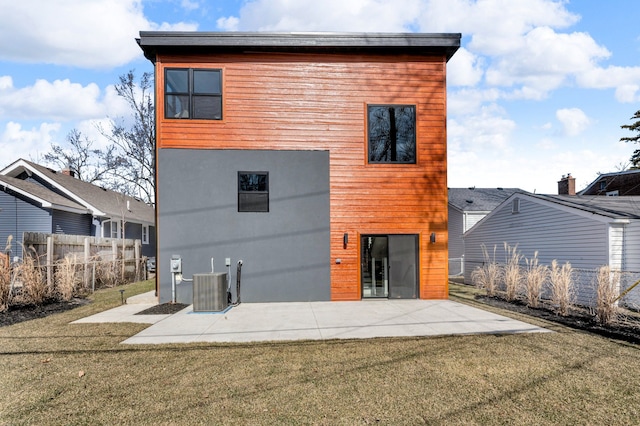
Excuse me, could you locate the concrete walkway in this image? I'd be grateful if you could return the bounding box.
[73,292,550,345]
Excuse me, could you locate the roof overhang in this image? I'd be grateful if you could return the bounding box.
[0,180,89,215]
[137,31,461,63]
[1,159,106,216]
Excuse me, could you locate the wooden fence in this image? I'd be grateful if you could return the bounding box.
[22,232,147,290]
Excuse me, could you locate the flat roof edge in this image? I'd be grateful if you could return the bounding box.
[137,31,461,62]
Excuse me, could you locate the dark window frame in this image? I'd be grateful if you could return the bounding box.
[367,104,417,164]
[164,68,222,120]
[238,171,269,213]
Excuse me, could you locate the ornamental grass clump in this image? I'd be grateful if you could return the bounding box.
[55,255,80,301]
[0,236,12,312]
[524,251,548,309]
[548,259,574,316]
[471,244,501,297]
[18,246,48,305]
[502,243,522,302]
[595,265,620,326]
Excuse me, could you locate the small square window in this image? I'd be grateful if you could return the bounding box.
[368,105,416,163]
[238,172,269,212]
[165,68,222,120]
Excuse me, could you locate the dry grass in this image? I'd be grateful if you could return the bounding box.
[524,252,548,309]
[0,236,12,312]
[503,243,522,302]
[0,281,639,425]
[18,246,48,305]
[54,255,81,302]
[596,266,620,326]
[548,260,574,316]
[471,244,501,297]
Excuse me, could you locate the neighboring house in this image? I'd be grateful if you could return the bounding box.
[137,31,460,304]
[579,169,640,196]
[463,192,640,306]
[448,187,521,275]
[0,159,156,258]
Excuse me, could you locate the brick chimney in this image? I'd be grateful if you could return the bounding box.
[558,174,576,195]
[61,168,76,178]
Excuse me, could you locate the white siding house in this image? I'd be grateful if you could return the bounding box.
[463,193,640,307]
[448,188,520,275]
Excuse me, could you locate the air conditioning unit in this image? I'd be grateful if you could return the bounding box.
[193,272,228,312]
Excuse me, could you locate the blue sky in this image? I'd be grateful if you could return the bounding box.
[1,0,639,194]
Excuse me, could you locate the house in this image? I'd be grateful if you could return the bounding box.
[137,31,461,304]
[463,191,640,306]
[578,169,640,196]
[448,187,521,275]
[0,159,156,258]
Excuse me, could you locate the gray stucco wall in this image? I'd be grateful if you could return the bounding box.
[157,149,331,304]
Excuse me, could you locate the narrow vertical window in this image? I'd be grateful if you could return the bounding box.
[368,105,416,163]
[238,172,269,212]
[512,198,520,214]
[142,225,149,244]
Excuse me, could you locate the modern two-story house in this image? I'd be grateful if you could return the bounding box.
[137,32,460,304]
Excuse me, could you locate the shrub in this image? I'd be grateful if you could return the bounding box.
[471,244,501,297]
[548,260,574,316]
[524,251,548,308]
[502,243,522,302]
[595,266,620,326]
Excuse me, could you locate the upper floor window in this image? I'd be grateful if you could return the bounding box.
[165,68,222,120]
[367,105,416,164]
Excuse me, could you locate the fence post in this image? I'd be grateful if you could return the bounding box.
[46,236,53,291]
[84,238,90,288]
[134,239,141,282]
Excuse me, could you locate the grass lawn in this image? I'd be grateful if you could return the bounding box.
[1,281,639,425]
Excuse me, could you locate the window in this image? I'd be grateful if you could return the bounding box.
[599,181,606,190]
[165,68,222,119]
[238,172,269,212]
[103,220,122,239]
[512,198,520,214]
[142,225,149,244]
[367,105,416,163]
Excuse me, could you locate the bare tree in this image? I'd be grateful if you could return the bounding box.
[99,71,155,205]
[43,129,114,184]
[43,70,155,205]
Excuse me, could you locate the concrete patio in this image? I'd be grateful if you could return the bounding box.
[72,292,550,345]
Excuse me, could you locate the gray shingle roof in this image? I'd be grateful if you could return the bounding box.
[0,174,86,211]
[1,159,154,224]
[530,193,640,220]
[448,188,522,212]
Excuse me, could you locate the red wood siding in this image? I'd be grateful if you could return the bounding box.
[156,52,449,300]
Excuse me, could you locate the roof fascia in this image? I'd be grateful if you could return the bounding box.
[1,159,107,216]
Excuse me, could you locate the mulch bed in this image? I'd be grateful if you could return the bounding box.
[477,295,640,345]
[135,303,189,315]
[0,298,90,328]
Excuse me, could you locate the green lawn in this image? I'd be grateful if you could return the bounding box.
[1,281,639,425]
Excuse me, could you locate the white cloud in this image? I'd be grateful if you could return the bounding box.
[447,47,483,87]
[217,16,240,31]
[0,78,106,121]
[221,0,421,32]
[0,0,198,69]
[556,108,591,137]
[0,122,61,167]
[181,0,200,12]
[449,105,516,151]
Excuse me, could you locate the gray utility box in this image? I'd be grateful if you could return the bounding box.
[193,273,228,312]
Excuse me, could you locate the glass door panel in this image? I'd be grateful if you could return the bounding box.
[361,236,388,298]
